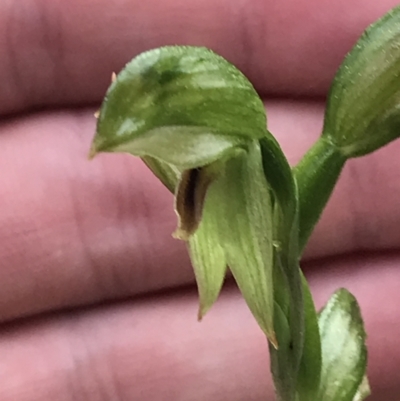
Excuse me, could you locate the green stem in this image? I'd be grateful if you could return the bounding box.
[293,137,346,254]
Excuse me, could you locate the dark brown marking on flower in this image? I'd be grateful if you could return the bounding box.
[173,167,216,240]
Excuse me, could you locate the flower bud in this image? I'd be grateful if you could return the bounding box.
[323,6,400,157]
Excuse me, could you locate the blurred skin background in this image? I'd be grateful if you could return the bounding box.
[0,0,400,400]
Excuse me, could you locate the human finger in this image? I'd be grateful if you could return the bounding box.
[0,254,399,401]
[1,0,398,114]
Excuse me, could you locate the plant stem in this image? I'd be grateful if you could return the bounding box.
[293,137,346,254]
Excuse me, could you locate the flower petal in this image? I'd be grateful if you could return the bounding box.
[91,46,267,162]
[213,141,276,345]
[188,182,227,319]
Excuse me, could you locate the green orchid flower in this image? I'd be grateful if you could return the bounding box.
[90,45,308,401]
[89,13,400,394]
[91,46,288,345]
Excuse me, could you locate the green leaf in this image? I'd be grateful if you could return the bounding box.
[269,299,294,401]
[296,272,321,401]
[91,46,267,163]
[323,5,400,157]
[212,141,277,345]
[318,289,368,401]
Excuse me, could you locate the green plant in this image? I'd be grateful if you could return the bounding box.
[90,6,400,401]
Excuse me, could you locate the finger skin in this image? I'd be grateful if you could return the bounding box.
[0,259,399,401]
[0,0,399,113]
[0,288,271,401]
[0,110,192,321]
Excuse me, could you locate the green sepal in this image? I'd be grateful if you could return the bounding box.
[212,141,277,345]
[188,181,227,319]
[317,289,368,401]
[91,46,267,159]
[101,125,244,170]
[323,5,400,157]
[141,156,180,193]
